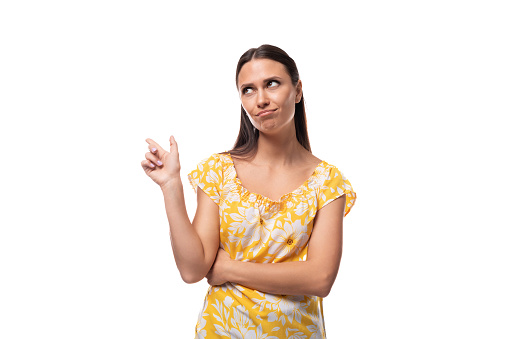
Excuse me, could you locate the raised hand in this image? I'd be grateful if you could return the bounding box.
[141,136,181,189]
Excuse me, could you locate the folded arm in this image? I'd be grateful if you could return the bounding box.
[208,195,346,298]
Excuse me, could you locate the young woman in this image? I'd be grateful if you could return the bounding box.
[141,44,356,338]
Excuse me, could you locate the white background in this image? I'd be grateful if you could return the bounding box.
[1,0,508,338]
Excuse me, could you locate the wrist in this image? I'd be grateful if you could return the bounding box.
[224,257,236,283]
[160,176,182,192]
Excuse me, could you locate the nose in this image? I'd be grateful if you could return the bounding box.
[256,89,270,108]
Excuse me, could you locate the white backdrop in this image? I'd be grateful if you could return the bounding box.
[1,0,508,338]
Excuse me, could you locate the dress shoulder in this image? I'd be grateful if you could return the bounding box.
[316,163,356,216]
[187,153,223,205]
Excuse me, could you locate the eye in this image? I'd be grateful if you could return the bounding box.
[267,80,280,88]
[242,87,253,95]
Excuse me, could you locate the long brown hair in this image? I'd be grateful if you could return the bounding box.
[224,44,311,159]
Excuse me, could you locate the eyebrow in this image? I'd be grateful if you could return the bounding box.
[239,76,283,91]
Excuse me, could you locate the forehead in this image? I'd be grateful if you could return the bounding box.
[237,58,289,86]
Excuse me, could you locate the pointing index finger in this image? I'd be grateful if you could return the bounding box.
[145,138,164,152]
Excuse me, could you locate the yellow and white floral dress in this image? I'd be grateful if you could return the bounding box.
[188,153,356,339]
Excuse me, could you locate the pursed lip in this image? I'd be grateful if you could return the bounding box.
[256,109,277,116]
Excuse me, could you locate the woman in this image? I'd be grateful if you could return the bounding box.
[141,44,356,338]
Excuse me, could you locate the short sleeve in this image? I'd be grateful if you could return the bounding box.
[187,154,223,205]
[317,166,357,216]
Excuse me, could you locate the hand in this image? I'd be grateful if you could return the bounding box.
[206,248,232,286]
[141,136,181,188]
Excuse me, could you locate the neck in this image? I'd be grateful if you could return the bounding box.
[254,122,306,167]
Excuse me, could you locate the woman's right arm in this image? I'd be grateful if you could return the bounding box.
[161,179,220,284]
[142,137,220,284]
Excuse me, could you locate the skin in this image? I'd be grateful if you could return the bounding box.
[142,136,220,284]
[238,58,302,135]
[141,58,346,297]
[232,58,324,201]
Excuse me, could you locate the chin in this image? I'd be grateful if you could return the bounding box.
[257,120,279,133]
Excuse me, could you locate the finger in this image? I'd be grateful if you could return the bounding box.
[169,135,178,152]
[148,144,157,154]
[145,152,163,167]
[146,138,166,154]
[141,159,156,170]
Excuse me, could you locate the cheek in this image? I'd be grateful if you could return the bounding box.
[241,98,254,114]
[273,89,294,106]
[278,91,296,111]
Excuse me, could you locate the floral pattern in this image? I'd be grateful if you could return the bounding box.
[188,153,356,338]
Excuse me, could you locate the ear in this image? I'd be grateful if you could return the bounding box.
[295,80,303,103]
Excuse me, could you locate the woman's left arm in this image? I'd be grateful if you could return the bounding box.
[206,195,346,298]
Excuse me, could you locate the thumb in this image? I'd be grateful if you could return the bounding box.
[169,135,178,152]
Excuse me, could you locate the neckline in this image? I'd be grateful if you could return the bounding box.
[225,153,326,204]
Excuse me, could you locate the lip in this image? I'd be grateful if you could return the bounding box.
[256,109,277,117]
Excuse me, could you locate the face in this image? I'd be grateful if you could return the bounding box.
[237,58,302,134]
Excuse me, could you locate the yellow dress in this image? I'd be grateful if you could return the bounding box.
[188,153,356,339]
